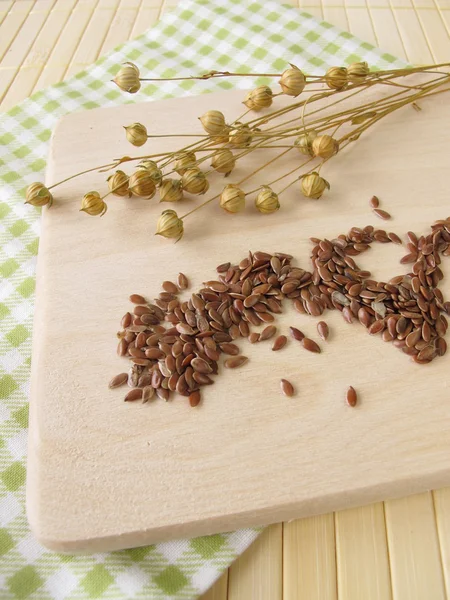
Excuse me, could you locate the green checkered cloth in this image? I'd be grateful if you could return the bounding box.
[0,0,405,597]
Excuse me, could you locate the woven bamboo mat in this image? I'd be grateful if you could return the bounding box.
[2,1,450,599]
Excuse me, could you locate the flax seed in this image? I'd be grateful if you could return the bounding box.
[125,388,143,402]
[246,332,258,344]
[436,337,447,356]
[178,273,188,290]
[260,325,277,341]
[191,357,213,374]
[109,373,128,389]
[224,356,248,368]
[142,386,155,403]
[280,379,295,397]
[189,390,201,407]
[272,335,287,351]
[388,232,402,245]
[346,386,357,407]
[219,343,240,355]
[417,345,436,361]
[372,208,391,220]
[129,294,146,304]
[302,338,321,353]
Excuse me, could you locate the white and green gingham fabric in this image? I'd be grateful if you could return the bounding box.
[0,0,406,597]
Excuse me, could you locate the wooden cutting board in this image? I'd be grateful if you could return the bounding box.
[26,87,450,553]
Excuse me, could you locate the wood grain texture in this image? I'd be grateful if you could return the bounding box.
[64,0,121,79]
[228,525,282,600]
[433,488,450,596]
[32,1,102,93]
[335,504,392,600]
[0,0,56,103]
[3,0,77,108]
[200,572,228,600]
[283,515,337,600]
[385,494,446,600]
[26,87,450,552]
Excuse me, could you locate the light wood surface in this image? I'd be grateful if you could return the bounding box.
[228,525,283,600]
[3,0,450,597]
[283,514,337,599]
[385,493,446,600]
[27,86,450,556]
[335,503,392,599]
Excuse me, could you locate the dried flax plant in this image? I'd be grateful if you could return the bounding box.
[25,61,450,241]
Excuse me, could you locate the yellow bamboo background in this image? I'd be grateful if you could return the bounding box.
[1,1,450,598]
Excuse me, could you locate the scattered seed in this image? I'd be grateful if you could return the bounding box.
[156,387,170,401]
[317,321,329,340]
[388,232,402,245]
[369,195,379,209]
[346,386,358,407]
[217,262,230,273]
[358,307,371,328]
[332,291,350,306]
[293,299,306,314]
[368,320,384,335]
[224,355,249,368]
[189,390,201,407]
[373,208,391,220]
[117,339,128,356]
[124,388,143,402]
[248,332,260,343]
[129,294,146,304]
[272,335,287,351]
[280,379,295,397]
[178,273,188,290]
[417,345,435,361]
[191,357,213,374]
[134,305,152,317]
[205,281,228,293]
[109,373,128,389]
[302,338,321,353]
[220,342,240,355]
[162,281,178,294]
[142,386,155,403]
[270,256,282,275]
[289,326,305,341]
[260,325,277,341]
[407,231,418,246]
[121,312,132,328]
[436,337,447,356]
[193,372,214,385]
[400,252,417,264]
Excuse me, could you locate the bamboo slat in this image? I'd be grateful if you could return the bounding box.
[228,525,282,600]
[283,515,337,600]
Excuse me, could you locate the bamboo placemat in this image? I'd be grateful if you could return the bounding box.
[2,0,450,112]
[1,1,450,599]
